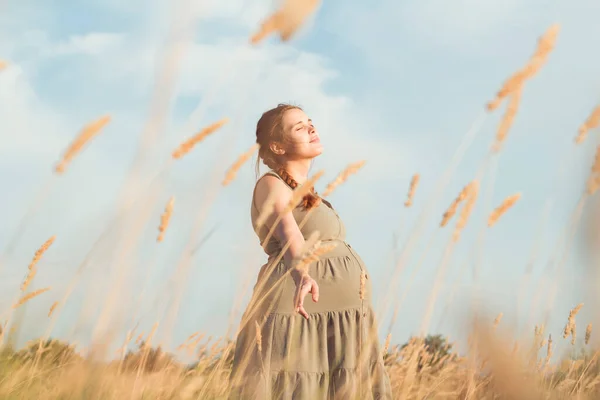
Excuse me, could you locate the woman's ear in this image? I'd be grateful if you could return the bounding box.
[270,142,285,155]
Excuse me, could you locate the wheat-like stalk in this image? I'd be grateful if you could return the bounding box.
[575,105,600,144]
[118,329,135,372]
[254,321,262,352]
[586,146,600,195]
[48,301,59,318]
[493,313,503,329]
[208,337,223,358]
[453,181,479,242]
[185,332,200,342]
[534,325,546,352]
[534,324,543,338]
[563,303,584,340]
[284,170,325,214]
[488,193,521,227]
[29,236,56,269]
[404,174,420,207]
[196,335,213,358]
[586,323,592,345]
[13,287,51,309]
[441,183,472,227]
[492,86,522,153]
[359,270,366,300]
[20,269,37,293]
[144,323,159,348]
[21,235,56,292]
[135,333,144,345]
[321,160,366,197]
[250,0,321,44]
[55,115,111,174]
[157,197,175,242]
[185,333,206,356]
[302,231,322,255]
[294,241,337,274]
[545,334,553,366]
[223,144,260,186]
[487,24,560,111]
[172,118,228,159]
[382,333,391,356]
[177,332,202,351]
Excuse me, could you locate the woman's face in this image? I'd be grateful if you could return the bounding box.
[276,108,323,161]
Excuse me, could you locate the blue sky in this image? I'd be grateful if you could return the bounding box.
[2,0,600,361]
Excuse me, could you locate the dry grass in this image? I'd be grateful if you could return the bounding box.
[587,146,600,194]
[452,180,478,242]
[492,86,522,153]
[440,182,472,227]
[222,144,260,186]
[576,105,600,144]
[284,169,325,214]
[21,236,55,293]
[294,240,337,273]
[488,193,521,227]
[48,301,59,318]
[404,173,420,208]
[12,287,51,309]
[487,24,560,112]
[2,286,600,399]
[55,116,111,174]
[250,0,321,44]
[157,197,175,243]
[563,303,584,345]
[321,160,366,197]
[172,118,229,160]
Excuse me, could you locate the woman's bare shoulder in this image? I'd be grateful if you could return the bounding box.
[254,173,292,211]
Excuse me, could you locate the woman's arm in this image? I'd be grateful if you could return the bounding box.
[255,175,306,267]
[254,175,319,319]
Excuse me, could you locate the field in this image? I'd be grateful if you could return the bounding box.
[2,1,600,399]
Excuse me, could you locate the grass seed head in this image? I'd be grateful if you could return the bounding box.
[172,118,228,160]
[404,174,420,207]
[56,116,111,174]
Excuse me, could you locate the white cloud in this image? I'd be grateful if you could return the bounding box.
[0,65,67,156]
[49,33,123,56]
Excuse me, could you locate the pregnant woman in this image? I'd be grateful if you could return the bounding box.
[229,103,392,399]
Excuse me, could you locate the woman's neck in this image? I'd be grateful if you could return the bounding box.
[279,160,311,184]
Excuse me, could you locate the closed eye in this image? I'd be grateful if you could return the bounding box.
[294,119,312,131]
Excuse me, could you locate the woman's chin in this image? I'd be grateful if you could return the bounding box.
[312,145,324,156]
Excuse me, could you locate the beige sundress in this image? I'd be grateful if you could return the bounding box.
[229,170,392,399]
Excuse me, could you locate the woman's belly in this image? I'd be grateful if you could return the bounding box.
[253,239,373,315]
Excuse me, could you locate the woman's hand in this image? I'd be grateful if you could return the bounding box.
[293,272,319,320]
